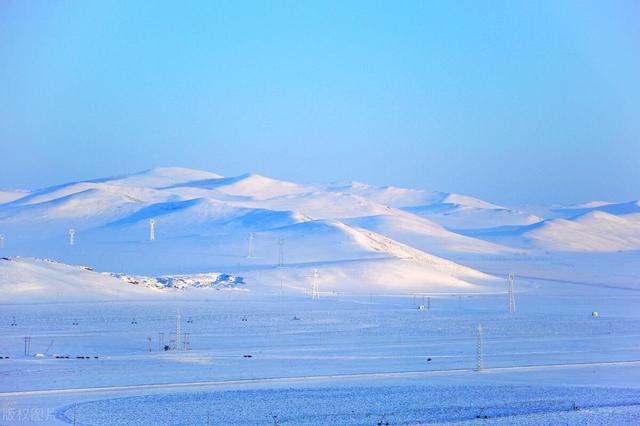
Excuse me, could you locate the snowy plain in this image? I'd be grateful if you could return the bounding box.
[0,167,639,425]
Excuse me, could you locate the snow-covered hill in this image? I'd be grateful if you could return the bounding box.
[551,200,640,218]
[0,257,160,303]
[0,167,637,299]
[523,211,640,252]
[323,181,539,229]
[0,257,248,303]
[346,212,512,255]
[464,210,640,252]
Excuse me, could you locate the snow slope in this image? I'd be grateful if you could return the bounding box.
[0,257,161,303]
[0,257,250,303]
[346,212,512,255]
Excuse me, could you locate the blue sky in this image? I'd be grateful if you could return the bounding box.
[1,1,638,205]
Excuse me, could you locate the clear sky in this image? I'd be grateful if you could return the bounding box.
[1,0,638,205]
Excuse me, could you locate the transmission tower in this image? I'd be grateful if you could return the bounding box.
[311,269,320,299]
[507,273,516,313]
[278,237,284,267]
[149,219,156,241]
[247,233,255,258]
[69,228,75,246]
[175,308,181,351]
[476,324,483,371]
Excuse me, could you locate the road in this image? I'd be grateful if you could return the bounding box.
[2,359,639,398]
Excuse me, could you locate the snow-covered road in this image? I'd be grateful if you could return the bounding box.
[3,359,640,399]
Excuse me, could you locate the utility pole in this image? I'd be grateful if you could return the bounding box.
[158,332,164,351]
[69,228,75,246]
[507,273,516,313]
[476,324,484,372]
[147,336,152,352]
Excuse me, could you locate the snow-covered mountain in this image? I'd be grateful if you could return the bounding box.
[0,167,637,298]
